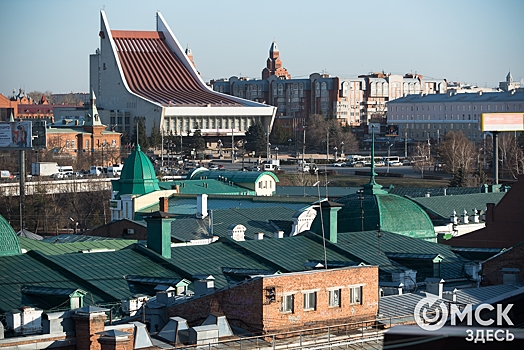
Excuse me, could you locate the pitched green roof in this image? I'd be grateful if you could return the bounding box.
[0,215,21,257]
[19,236,136,255]
[409,192,506,220]
[230,236,361,272]
[159,179,255,195]
[112,144,160,197]
[189,169,279,183]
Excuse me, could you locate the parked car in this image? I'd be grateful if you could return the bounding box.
[389,161,403,167]
[375,161,385,167]
[332,162,346,167]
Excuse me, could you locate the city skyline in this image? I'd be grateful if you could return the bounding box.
[1,0,523,96]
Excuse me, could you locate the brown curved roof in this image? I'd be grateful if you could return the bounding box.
[111,30,241,107]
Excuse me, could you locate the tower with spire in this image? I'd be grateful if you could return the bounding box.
[262,40,291,80]
[499,70,521,92]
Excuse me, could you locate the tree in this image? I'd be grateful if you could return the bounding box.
[438,131,476,174]
[150,119,162,149]
[412,141,432,178]
[245,122,267,155]
[449,167,468,187]
[269,122,292,145]
[305,114,358,154]
[498,132,524,179]
[132,118,149,149]
[187,129,205,155]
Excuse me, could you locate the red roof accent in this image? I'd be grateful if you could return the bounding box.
[111,30,241,107]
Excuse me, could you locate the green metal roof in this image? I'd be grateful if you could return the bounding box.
[168,241,277,288]
[335,193,435,241]
[159,179,255,195]
[112,144,160,197]
[409,192,506,220]
[44,248,183,300]
[0,215,21,257]
[19,236,136,255]
[230,236,361,272]
[330,231,466,281]
[189,169,279,183]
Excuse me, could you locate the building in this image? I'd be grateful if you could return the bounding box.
[90,11,276,139]
[499,71,521,92]
[212,46,446,130]
[387,89,524,143]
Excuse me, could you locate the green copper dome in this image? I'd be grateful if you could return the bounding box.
[335,193,435,241]
[112,144,160,197]
[0,215,21,256]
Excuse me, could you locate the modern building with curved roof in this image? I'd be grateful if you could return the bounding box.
[188,169,279,196]
[90,11,276,138]
[335,131,435,241]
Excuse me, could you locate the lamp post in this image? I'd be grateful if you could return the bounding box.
[267,142,271,161]
[386,140,393,174]
[334,146,338,161]
[287,138,292,150]
[242,140,246,170]
[274,147,279,161]
[340,141,344,159]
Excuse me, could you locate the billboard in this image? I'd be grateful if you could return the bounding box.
[481,113,524,132]
[0,121,33,150]
[385,125,399,137]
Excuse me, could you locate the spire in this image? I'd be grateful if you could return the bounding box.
[506,70,513,83]
[269,40,279,54]
[85,90,102,126]
[9,111,15,123]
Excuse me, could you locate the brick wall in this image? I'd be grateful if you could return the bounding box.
[482,243,524,286]
[168,266,378,334]
[73,314,106,350]
[86,220,146,240]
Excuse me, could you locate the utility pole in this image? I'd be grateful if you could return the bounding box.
[302,126,306,165]
[161,127,164,168]
[231,128,235,164]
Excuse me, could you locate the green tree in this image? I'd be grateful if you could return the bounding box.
[269,122,292,145]
[186,129,205,156]
[245,122,267,155]
[150,120,162,149]
[449,166,468,187]
[132,118,149,149]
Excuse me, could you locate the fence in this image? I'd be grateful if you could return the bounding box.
[173,315,415,349]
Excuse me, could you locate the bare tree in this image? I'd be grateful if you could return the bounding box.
[437,131,477,174]
[305,114,358,154]
[498,133,524,179]
[412,141,432,178]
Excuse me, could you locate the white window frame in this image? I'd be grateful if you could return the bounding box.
[349,285,364,305]
[328,288,342,308]
[302,290,317,311]
[281,293,294,313]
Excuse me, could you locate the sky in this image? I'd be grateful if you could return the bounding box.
[1,0,523,96]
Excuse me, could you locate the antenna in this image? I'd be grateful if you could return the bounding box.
[313,173,328,269]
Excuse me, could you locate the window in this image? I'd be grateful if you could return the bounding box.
[350,286,362,305]
[328,289,341,307]
[282,294,294,313]
[303,291,317,311]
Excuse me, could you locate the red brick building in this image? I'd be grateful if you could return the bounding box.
[168,266,379,333]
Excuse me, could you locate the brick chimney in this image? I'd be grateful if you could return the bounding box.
[159,197,169,212]
[73,306,109,350]
[96,329,132,350]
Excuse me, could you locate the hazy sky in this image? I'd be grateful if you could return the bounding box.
[1,0,523,96]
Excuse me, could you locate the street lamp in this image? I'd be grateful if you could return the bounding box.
[274,146,279,161]
[288,138,292,150]
[333,146,338,161]
[340,142,344,159]
[267,142,271,161]
[386,140,393,174]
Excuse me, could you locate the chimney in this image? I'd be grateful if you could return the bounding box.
[425,278,444,299]
[461,209,469,224]
[97,329,132,350]
[274,231,284,238]
[485,203,495,226]
[311,201,344,243]
[73,306,109,350]
[159,197,169,212]
[254,232,264,240]
[193,275,215,296]
[472,209,480,223]
[145,211,177,259]
[450,210,458,224]
[196,194,208,219]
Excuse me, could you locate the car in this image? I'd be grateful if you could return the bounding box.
[389,161,403,167]
[332,162,346,167]
[209,164,219,170]
[375,161,385,167]
[51,172,64,179]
